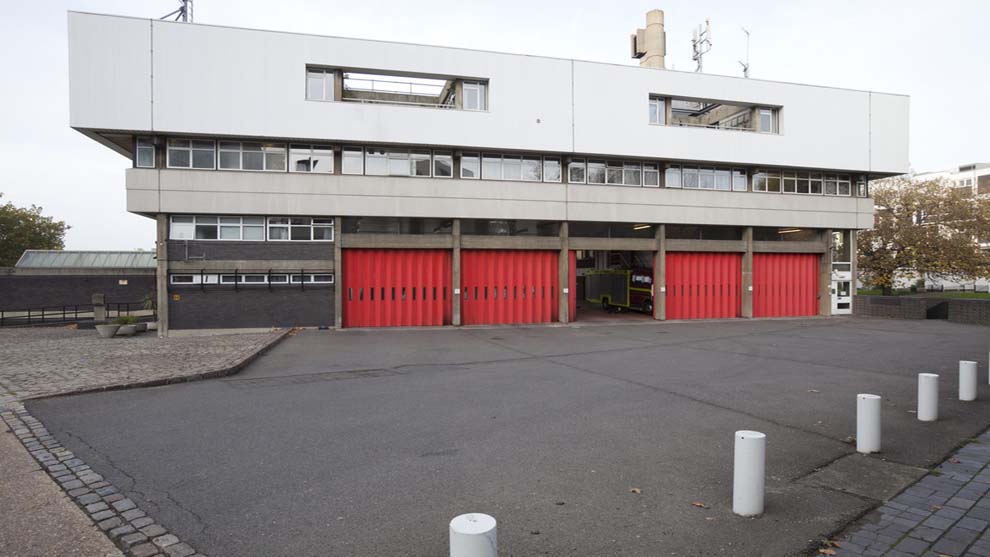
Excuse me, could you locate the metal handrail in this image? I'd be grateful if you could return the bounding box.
[342,76,447,96]
[0,301,154,327]
[340,97,455,109]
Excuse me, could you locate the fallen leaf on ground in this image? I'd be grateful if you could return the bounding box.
[629,488,641,494]
[691,501,708,508]
[949,458,960,463]
[818,549,836,555]
[807,389,820,393]
[705,517,716,521]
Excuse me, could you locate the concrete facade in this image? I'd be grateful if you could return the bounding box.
[66,11,910,331]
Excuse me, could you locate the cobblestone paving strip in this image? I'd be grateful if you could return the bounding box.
[828,429,990,557]
[0,327,288,404]
[1,404,206,557]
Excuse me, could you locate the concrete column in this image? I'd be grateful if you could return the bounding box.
[558,222,570,324]
[820,229,833,316]
[654,224,666,320]
[849,230,857,313]
[334,216,343,328]
[452,219,462,326]
[333,70,344,101]
[741,227,753,318]
[155,214,169,338]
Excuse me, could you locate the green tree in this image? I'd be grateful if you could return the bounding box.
[0,193,69,267]
[858,178,990,294]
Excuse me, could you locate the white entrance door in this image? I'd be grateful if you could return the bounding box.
[831,270,852,315]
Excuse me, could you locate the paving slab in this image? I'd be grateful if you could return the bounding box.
[798,453,928,502]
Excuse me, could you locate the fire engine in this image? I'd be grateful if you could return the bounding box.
[584,268,654,313]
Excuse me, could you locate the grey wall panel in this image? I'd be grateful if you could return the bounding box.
[166,241,333,262]
[168,286,333,329]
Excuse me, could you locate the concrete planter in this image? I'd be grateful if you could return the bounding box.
[135,322,148,333]
[95,324,120,338]
[116,324,137,337]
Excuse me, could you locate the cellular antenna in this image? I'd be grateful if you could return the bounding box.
[691,19,712,72]
[739,27,750,78]
[161,0,194,23]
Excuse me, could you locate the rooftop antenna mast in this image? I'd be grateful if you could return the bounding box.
[161,0,193,22]
[691,18,712,72]
[739,27,750,78]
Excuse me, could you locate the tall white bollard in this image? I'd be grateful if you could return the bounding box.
[917,373,939,422]
[856,394,882,454]
[450,513,497,557]
[960,360,978,401]
[732,430,766,517]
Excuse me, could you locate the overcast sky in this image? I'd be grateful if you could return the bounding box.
[1,0,987,250]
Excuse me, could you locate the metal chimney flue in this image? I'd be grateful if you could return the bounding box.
[630,9,666,69]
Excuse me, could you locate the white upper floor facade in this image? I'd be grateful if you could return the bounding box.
[69,12,909,177]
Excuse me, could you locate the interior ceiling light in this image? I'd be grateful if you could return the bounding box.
[778,228,803,234]
[633,224,651,230]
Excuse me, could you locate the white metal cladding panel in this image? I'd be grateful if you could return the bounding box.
[149,20,574,152]
[571,61,879,172]
[869,93,910,174]
[68,13,152,130]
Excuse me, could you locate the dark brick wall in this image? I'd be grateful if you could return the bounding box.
[167,241,332,262]
[853,296,945,320]
[947,299,990,326]
[0,274,156,311]
[168,285,334,329]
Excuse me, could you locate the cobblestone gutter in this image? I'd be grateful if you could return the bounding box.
[828,430,990,557]
[2,404,203,557]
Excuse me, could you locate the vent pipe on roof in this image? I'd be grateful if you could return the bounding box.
[631,9,666,69]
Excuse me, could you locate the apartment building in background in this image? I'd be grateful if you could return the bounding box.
[66,10,909,333]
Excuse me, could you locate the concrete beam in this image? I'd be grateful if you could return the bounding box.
[568,237,656,251]
[742,227,753,318]
[155,214,169,337]
[460,236,562,250]
[753,241,826,253]
[820,229,833,316]
[334,216,343,327]
[558,222,569,324]
[452,219,462,326]
[168,260,333,272]
[666,239,747,253]
[340,234,453,249]
[654,224,666,320]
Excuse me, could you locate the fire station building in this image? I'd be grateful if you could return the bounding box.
[67,11,909,333]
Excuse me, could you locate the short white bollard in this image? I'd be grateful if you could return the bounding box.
[732,430,766,517]
[856,394,882,454]
[917,373,939,422]
[960,360,978,401]
[450,513,497,557]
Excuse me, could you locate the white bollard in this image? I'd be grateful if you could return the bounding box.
[917,373,939,422]
[450,513,497,557]
[960,360,978,401]
[732,430,766,517]
[856,394,882,454]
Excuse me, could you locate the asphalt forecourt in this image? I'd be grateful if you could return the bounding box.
[23,318,990,555]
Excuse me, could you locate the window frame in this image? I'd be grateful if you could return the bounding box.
[758,107,777,134]
[341,146,364,175]
[463,81,488,111]
[166,139,216,170]
[218,141,287,172]
[665,164,682,188]
[460,153,480,179]
[649,96,666,126]
[289,144,335,174]
[267,217,335,242]
[567,158,586,184]
[169,215,266,241]
[136,137,156,168]
[305,67,335,102]
[433,151,453,179]
[543,157,561,183]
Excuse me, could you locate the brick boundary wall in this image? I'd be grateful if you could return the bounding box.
[947,299,990,326]
[855,296,990,326]
[0,271,156,311]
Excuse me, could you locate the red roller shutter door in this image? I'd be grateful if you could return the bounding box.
[753,253,819,317]
[461,250,559,325]
[665,252,742,320]
[342,249,452,327]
